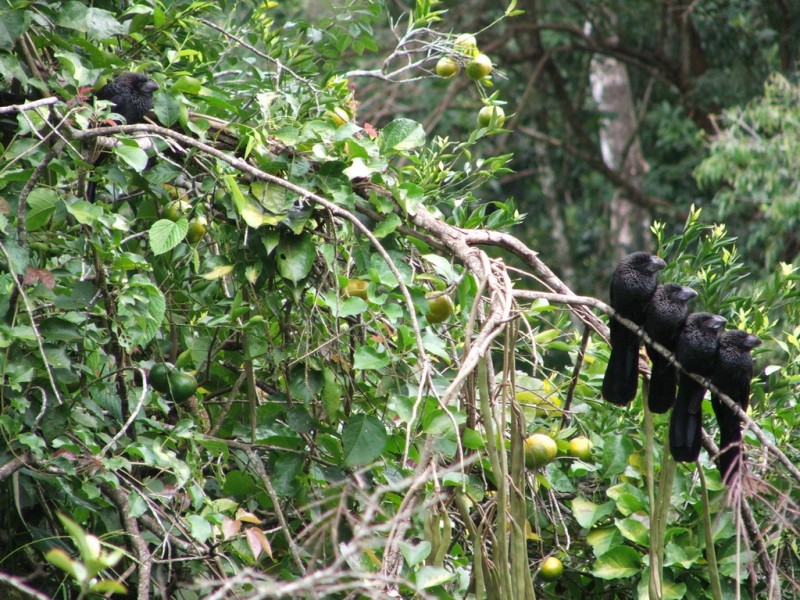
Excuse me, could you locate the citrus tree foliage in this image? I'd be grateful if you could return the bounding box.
[0,1,799,599]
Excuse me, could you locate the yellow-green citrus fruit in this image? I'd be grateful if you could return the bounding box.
[524,433,558,469]
[435,57,460,78]
[539,556,564,581]
[453,33,479,57]
[167,371,198,403]
[150,363,173,394]
[568,436,593,460]
[477,105,505,128]
[466,54,493,81]
[343,279,369,300]
[426,295,455,323]
[163,201,187,222]
[186,217,207,243]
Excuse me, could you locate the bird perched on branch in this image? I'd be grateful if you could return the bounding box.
[86,72,158,203]
[711,329,761,484]
[644,283,697,413]
[669,312,726,462]
[602,252,666,405]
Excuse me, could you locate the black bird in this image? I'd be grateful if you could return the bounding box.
[86,72,158,203]
[711,329,761,484]
[644,284,697,413]
[602,252,667,405]
[669,312,726,462]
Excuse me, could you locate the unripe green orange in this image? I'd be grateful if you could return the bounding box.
[568,436,593,460]
[435,57,460,78]
[539,556,563,580]
[466,54,493,81]
[426,295,454,323]
[477,105,505,128]
[524,433,558,469]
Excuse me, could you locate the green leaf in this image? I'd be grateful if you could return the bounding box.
[353,346,389,370]
[586,527,623,557]
[399,540,431,567]
[170,75,202,94]
[607,482,647,515]
[90,580,128,594]
[342,414,387,466]
[373,213,401,238]
[601,434,633,478]
[86,7,127,39]
[591,545,641,580]
[66,200,103,225]
[570,497,615,529]
[615,518,649,546]
[149,218,188,255]
[0,9,29,47]
[45,548,78,578]
[276,233,315,283]
[116,274,166,350]
[343,157,378,180]
[153,92,181,126]
[414,565,456,589]
[115,144,148,172]
[186,514,212,543]
[25,188,57,231]
[381,118,426,153]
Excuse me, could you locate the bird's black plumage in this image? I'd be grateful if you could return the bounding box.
[86,72,158,202]
[602,252,666,405]
[644,284,697,413]
[669,312,726,462]
[711,329,760,484]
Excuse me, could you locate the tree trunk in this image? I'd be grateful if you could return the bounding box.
[589,28,651,257]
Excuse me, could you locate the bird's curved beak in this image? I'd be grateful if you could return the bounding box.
[649,256,667,273]
[678,286,698,302]
[745,334,762,349]
[711,315,727,331]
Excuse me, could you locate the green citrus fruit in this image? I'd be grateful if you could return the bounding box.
[568,436,593,460]
[186,217,207,243]
[524,433,558,469]
[167,371,198,403]
[150,362,173,394]
[477,105,505,128]
[343,279,369,300]
[453,33,479,57]
[435,57,460,78]
[163,201,188,222]
[466,53,493,81]
[539,556,564,581]
[426,294,454,323]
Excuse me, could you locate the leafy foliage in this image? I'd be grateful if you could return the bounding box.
[0,1,798,599]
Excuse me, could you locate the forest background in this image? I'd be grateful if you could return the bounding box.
[0,0,799,598]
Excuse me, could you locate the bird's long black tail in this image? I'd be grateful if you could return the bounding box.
[669,376,704,462]
[84,151,110,203]
[602,340,639,405]
[647,354,677,413]
[712,396,742,483]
